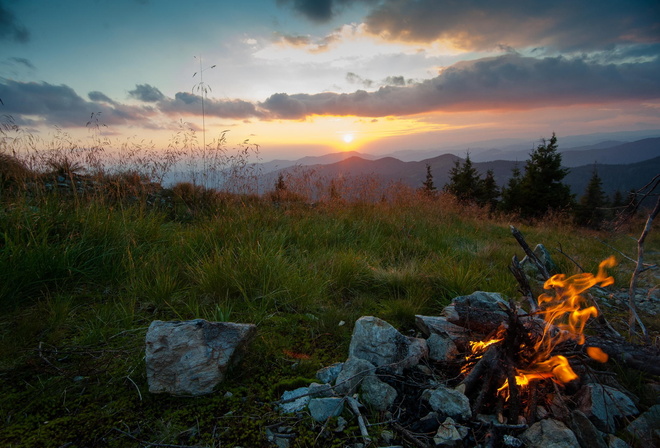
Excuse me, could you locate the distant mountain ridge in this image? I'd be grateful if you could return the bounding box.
[266,149,660,198]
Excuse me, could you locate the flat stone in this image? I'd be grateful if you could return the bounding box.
[569,409,608,448]
[577,384,639,433]
[520,418,580,448]
[316,362,343,384]
[308,397,344,422]
[278,387,311,414]
[433,417,468,447]
[308,382,334,398]
[424,386,471,420]
[145,319,255,396]
[624,404,660,446]
[447,291,511,333]
[605,434,631,448]
[415,315,471,340]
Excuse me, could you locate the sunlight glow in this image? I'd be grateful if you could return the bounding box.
[343,133,354,143]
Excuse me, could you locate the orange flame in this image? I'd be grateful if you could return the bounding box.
[497,257,616,398]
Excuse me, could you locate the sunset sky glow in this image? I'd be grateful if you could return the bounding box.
[1,0,659,160]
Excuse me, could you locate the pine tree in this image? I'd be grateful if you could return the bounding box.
[516,133,574,218]
[275,173,287,192]
[500,164,523,213]
[421,163,437,196]
[444,154,482,203]
[477,169,500,209]
[575,167,608,228]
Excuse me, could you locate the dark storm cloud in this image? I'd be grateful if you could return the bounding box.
[0,79,156,127]
[129,83,165,102]
[260,54,660,119]
[279,0,659,52]
[158,92,264,120]
[0,1,30,43]
[277,0,335,22]
[362,0,659,51]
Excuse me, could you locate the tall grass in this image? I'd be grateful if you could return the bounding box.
[1,117,658,447]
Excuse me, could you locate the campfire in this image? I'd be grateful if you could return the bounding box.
[274,231,659,447]
[459,257,617,425]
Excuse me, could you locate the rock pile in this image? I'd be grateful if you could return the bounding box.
[276,293,659,448]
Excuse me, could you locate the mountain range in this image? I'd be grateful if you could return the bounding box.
[260,136,660,198]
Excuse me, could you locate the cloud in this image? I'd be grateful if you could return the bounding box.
[88,91,116,104]
[277,0,335,22]
[383,75,406,86]
[260,54,660,118]
[8,57,35,70]
[129,83,165,102]
[280,0,660,52]
[148,91,264,120]
[0,1,30,43]
[362,0,660,51]
[0,80,156,127]
[346,72,373,88]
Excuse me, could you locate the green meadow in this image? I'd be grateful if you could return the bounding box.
[0,128,657,446]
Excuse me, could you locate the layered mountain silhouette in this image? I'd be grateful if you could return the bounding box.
[261,137,660,197]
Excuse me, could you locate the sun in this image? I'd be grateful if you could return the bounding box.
[342,133,354,143]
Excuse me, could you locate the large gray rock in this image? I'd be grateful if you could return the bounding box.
[427,332,459,362]
[348,316,427,373]
[577,384,639,433]
[145,319,256,396]
[423,386,472,420]
[334,357,376,395]
[520,419,580,448]
[361,375,397,411]
[447,291,511,334]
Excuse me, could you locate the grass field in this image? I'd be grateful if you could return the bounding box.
[1,183,656,447]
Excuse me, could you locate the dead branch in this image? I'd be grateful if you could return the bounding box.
[584,334,660,376]
[346,396,371,444]
[509,255,537,312]
[628,195,659,339]
[510,226,550,281]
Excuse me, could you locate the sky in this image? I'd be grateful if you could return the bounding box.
[1,0,660,161]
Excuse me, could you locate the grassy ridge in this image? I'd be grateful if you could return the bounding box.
[0,190,655,447]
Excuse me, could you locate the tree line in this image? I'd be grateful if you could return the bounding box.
[423,133,636,228]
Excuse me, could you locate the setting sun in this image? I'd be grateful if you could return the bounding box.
[342,133,355,143]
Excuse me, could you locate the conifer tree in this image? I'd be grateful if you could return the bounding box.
[575,167,608,228]
[500,164,523,213]
[478,169,500,209]
[275,172,287,192]
[421,163,437,196]
[515,133,574,218]
[444,154,482,203]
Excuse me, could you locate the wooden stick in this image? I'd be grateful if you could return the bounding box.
[509,255,537,312]
[510,225,550,280]
[346,396,371,445]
